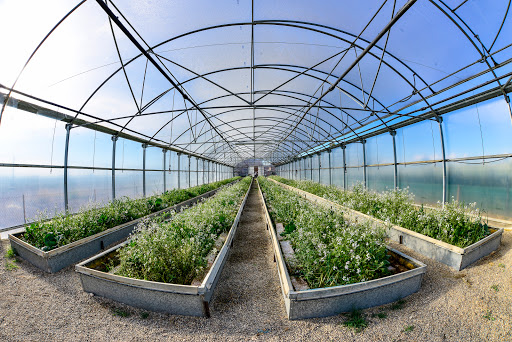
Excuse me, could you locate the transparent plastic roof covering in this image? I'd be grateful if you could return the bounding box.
[1,0,511,166]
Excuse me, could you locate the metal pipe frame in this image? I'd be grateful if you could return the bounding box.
[63,123,72,212]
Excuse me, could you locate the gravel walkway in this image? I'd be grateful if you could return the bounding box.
[1,182,512,341]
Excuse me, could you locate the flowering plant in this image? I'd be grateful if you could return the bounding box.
[259,177,389,288]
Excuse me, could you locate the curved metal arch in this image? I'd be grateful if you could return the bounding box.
[187,114,337,155]
[164,91,365,154]
[198,124,314,161]
[72,19,433,129]
[185,113,334,157]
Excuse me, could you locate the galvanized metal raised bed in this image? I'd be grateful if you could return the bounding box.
[258,179,426,319]
[9,180,238,273]
[268,178,503,271]
[74,178,252,317]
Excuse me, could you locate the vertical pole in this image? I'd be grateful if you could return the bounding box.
[142,144,147,197]
[177,153,181,189]
[162,149,167,193]
[362,139,367,188]
[207,160,210,183]
[318,153,321,183]
[196,157,199,185]
[390,130,397,189]
[22,194,27,224]
[310,155,313,180]
[188,155,191,188]
[64,123,72,212]
[328,149,332,185]
[111,135,118,201]
[342,145,347,190]
[438,117,447,206]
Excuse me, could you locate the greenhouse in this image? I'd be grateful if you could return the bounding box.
[0,0,511,340]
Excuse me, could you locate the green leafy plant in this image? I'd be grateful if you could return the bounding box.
[139,312,149,319]
[112,308,130,317]
[5,260,18,271]
[491,284,499,292]
[403,325,414,332]
[342,309,368,332]
[115,177,252,284]
[259,177,389,288]
[390,299,405,310]
[483,310,496,321]
[22,177,241,251]
[5,247,16,259]
[269,176,488,248]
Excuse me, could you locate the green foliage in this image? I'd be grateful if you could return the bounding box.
[376,311,387,319]
[139,312,149,319]
[258,177,389,289]
[483,310,496,321]
[22,177,241,251]
[390,299,405,310]
[115,177,252,284]
[5,247,16,259]
[403,325,414,332]
[491,284,499,292]
[5,260,18,271]
[342,309,368,332]
[112,308,130,317]
[269,176,488,248]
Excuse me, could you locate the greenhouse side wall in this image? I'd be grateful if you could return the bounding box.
[0,106,234,231]
[275,96,512,221]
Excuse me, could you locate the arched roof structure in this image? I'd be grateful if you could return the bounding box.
[1,0,511,166]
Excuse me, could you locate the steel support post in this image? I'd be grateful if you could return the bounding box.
[438,118,447,207]
[142,144,147,197]
[362,140,367,188]
[390,130,397,189]
[207,161,210,183]
[328,149,332,185]
[317,153,321,183]
[64,124,72,212]
[342,145,347,190]
[196,157,199,185]
[188,155,191,189]
[310,155,313,180]
[162,149,167,193]
[177,153,181,189]
[111,135,118,201]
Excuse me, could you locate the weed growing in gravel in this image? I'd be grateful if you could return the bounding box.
[498,263,505,269]
[403,325,414,332]
[22,177,240,251]
[5,247,16,259]
[390,299,405,310]
[258,177,389,288]
[342,309,368,332]
[112,308,130,317]
[376,311,387,319]
[115,177,252,284]
[483,310,496,321]
[269,176,489,248]
[491,284,499,292]
[5,260,18,271]
[139,312,149,319]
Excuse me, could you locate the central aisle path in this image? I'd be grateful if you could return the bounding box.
[210,180,286,329]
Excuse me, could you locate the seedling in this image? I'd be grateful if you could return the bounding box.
[491,284,499,292]
[342,309,368,332]
[391,299,405,310]
[498,263,505,269]
[112,308,130,317]
[5,248,17,259]
[140,312,149,319]
[5,260,18,271]
[403,325,414,332]
[483,310,496,321]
